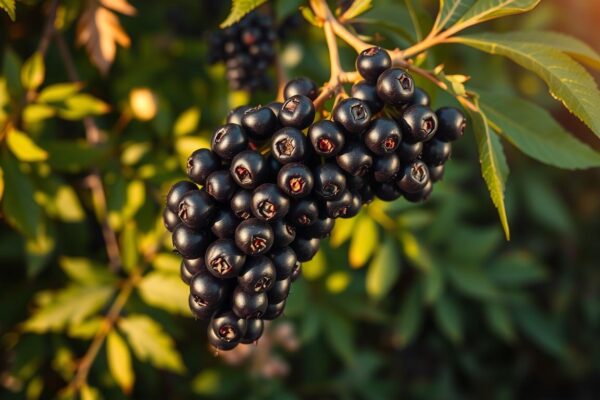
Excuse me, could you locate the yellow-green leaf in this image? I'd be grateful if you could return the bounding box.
[138,271,190,315]
[302,248,326,280]
[366,236,401,301]
[59,257,115,285]
[435,0,475,30]
[173,107,201,136]
[120,222,139,272]
[299,6,322,27]
[23,104,55,124]
[38,82,82,103]
[457,0,539,27]
[348,215,378,268]
[60,94,109,119]
[6,128,48,162]
[152,253,181,273]
[453,33,600,139]
[468,104,510,240]
[0,0,16,20]
[107,331,135,394]
[119,315,185,373]
[329,217,356,247]
[21,52,45,90]
[0,165,4,201]
[220,0,267,28]
[339,0,372,21]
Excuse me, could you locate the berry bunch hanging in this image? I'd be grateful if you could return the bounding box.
[164,46,465,351]
[208,11,277,92]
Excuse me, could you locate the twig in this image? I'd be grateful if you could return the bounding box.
[54,32,122,271]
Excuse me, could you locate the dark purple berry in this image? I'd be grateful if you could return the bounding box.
[313,163,346,200]
[186,149,221,185]
[206,170,236,203]
[228,105,253,125]
[290,236,320,262]
[189,273,227,317]
[363,117,402,155]
[163,208,180,232]
[372,153,401,183]
[332,98,372,134]
[288,198,319,227]
[267,277,291,303]
[336,141,373,177]
[436,107,466,142]
[178,190,216,229]
[356,46,392,83]
[211,208,240,239]
[308,120,345,157]
[263,300,286,320]
[351,80,384,113]
[238,256,276,293]
[166,181,197,213]
[398,140,423,162]
[205,239,246,279]
[242,106,278,139]
[372,182,402,201]
[279,95,315,129]
[324,189,353,218]
[268,247,297,279]
[411,87,430,107]
[207,325,238,350]
[402,105,438,143]
[240,318,264,344]
[397,161,430,193]
[172,225,211,259]
[284,77,318,100]
[235,218,274,256]
[403,180,433,202]
[270,219,296,248]
[230,189,253,220]
[251,183,290,221]
[232,286,268,319]
[210,311,247,343]
[271,127,308,164]
[376,68,415,106]
[428,164,445,182]
[230,150,268,189]
[422,139,452,165]
[277,163,314,198]
[211,124,248,160]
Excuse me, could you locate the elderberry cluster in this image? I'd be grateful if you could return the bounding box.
[163,46,466,351]
[208,12,277,91]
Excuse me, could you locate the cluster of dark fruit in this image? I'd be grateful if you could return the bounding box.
[163,46,466,351]
[208,11,276,91]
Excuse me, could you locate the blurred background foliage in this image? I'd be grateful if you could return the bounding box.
[1,0,599,399]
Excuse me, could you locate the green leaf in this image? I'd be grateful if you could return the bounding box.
[0,150,42,239]
[399,230,434,270]
[468,104,510,240]
[220,0,267,28]
[321,309,355,365]
[107,331,135,394]
[299,6,322,27]
[23,104,55,124]
[394,282,423,347]
[23,285,113,333]
[514,305,566,357]
[37,82,82,103]
[433,294,463,343]
[453,33,600,140]
[366,236,401,301]
[3,48,22,96]
[457,0,539,26]
[302,247,326,280]
[349,214,378,268]
[484,303,515,342]
[120,222,139,272]
[339,0,372,21]
[67,317,103,339]
[119,315,185,373]
[21,52,45,90]
[173,107,201,136]
[59,257,116,285]
[6,127,48,162]
[435,0,475,29]
[447,265,499,300]
[138,271,190,315]
[481,93,600,169]
[152,253,181,273]
[25,221,55,278]
[0,0,16,20]
[59,94,109,119]
[487,251,547,286]
[329,217,356,247]
[520,173,573,234]
[43,140,109,172]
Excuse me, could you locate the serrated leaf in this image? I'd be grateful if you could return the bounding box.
[107,331,134,394]
[329,217,356,247]
[454,33,600,140]
[220,0,267,28]
[339,0,372,21]
[38,82,82,103]
[0,0,16,20]
[468,104,510,240]
[119,315,185,373]
[23,104,55,124]
[173,107,201,136]
[348,215,378,268]
[0,150,42,239]
[433,294,463,343]
[484,303,515,342]
[481,93,600,169]
[457,0,539,26]
[138,271,190,315]
[21,52,45,90]
[366,236,401,301]
[6,127,48,162]
[59,257,115,285]
[23,285,113,333]
[435,0,475,29]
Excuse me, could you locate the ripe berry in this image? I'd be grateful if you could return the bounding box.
[207,325,238,350]
[232,286,268,319]
[288,198,319,226]
[183,257,207,276]
[397,140,423,162]
[166,181,197,213]
[308,120,345,157]
[351,80,384,113]
[436,107,466,142]
[372,153,401,183]
[343,194,363,218]
[299,216,335,239]
[411,87,430,107]
[172,225,211,259]
[266,101,282,119]
[363,118,402,155]
[359,184,375,204]
[238,256,276,293]
[277,163,314,198]
[346,174,367,191]
[324,189,353,218]
[189,294,216,320]
[205,239,246,279]
[230,189,253,220]
[189,273,227,317]
[376,68,415,106]
[210,311,247,344]
[332,98,372,134]
[428,164,445,182]
[270,219,296,248]
[211,208,240,239]
[313,163,346,200]
[291,236,320,262]
[163,208,180,232]
[356,46,392,83]
[178,190,216,230]
[240,318,264,344]
[227,105,252,125]
[336,141,373,177]
[271,127,308,164]
[235,218,274,256]
[230,150,268,189]
[186,149,221,185]
[423,139,452,165]
[397,161,430,193]
[263,300,286,320]
[372,182,402,201]
[268,247,297,279]
[403,179,433,202]
[402,105,438,143]
[211,124,248,160]
[251,183,290,221]
[206,170,236,203]
[242,106,278,140]
[279,95,315,129]
[267,277,291,303]
[284,77,318,100]
[180,261,195,284]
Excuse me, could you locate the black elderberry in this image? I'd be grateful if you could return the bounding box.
[232,286,268,319]
[351,80,384,113]
[402,105,438,143]
[172,225,211,259]
[284,77,318,100]
[227,105,252,125]
[251,183,290,221]
[363,117,402,155]
[238,255,276,293]
[277,163,314,198]
[205,170,236,203]
[166,180,197,213]
[428,164,445,182]
[397,161,430,193]
[235,218,274,256]
[177,190,216,230]
[268,247,297,279]
[205,239,246,279]
[422,139,452,166]
[290,236,320,262]
[376,68,415,106]
[230,189,253,220]
[263,300,286,320]
[308,119,345,157]
[436,107,466,142]
[242,106,278,140]
[210,311,247,343]
[372,153,401,183]
[162,208,180,232]
[271,127,308,164]
[313,163,346,200]
[267,277,291,303]
[211,208,240,239]
[356,46,392,83]
[270,219,296,248]
[336,141,373,177]
[278,95,315,129]
[230,150,268,189]
[240,318,264,344]
[324,189,353,218]
[186,149,221,186]
[211,124,249,160]
[288,198,320,227]
[332,98,372,134]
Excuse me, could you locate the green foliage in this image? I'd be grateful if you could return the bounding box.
[220,0,268,28]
